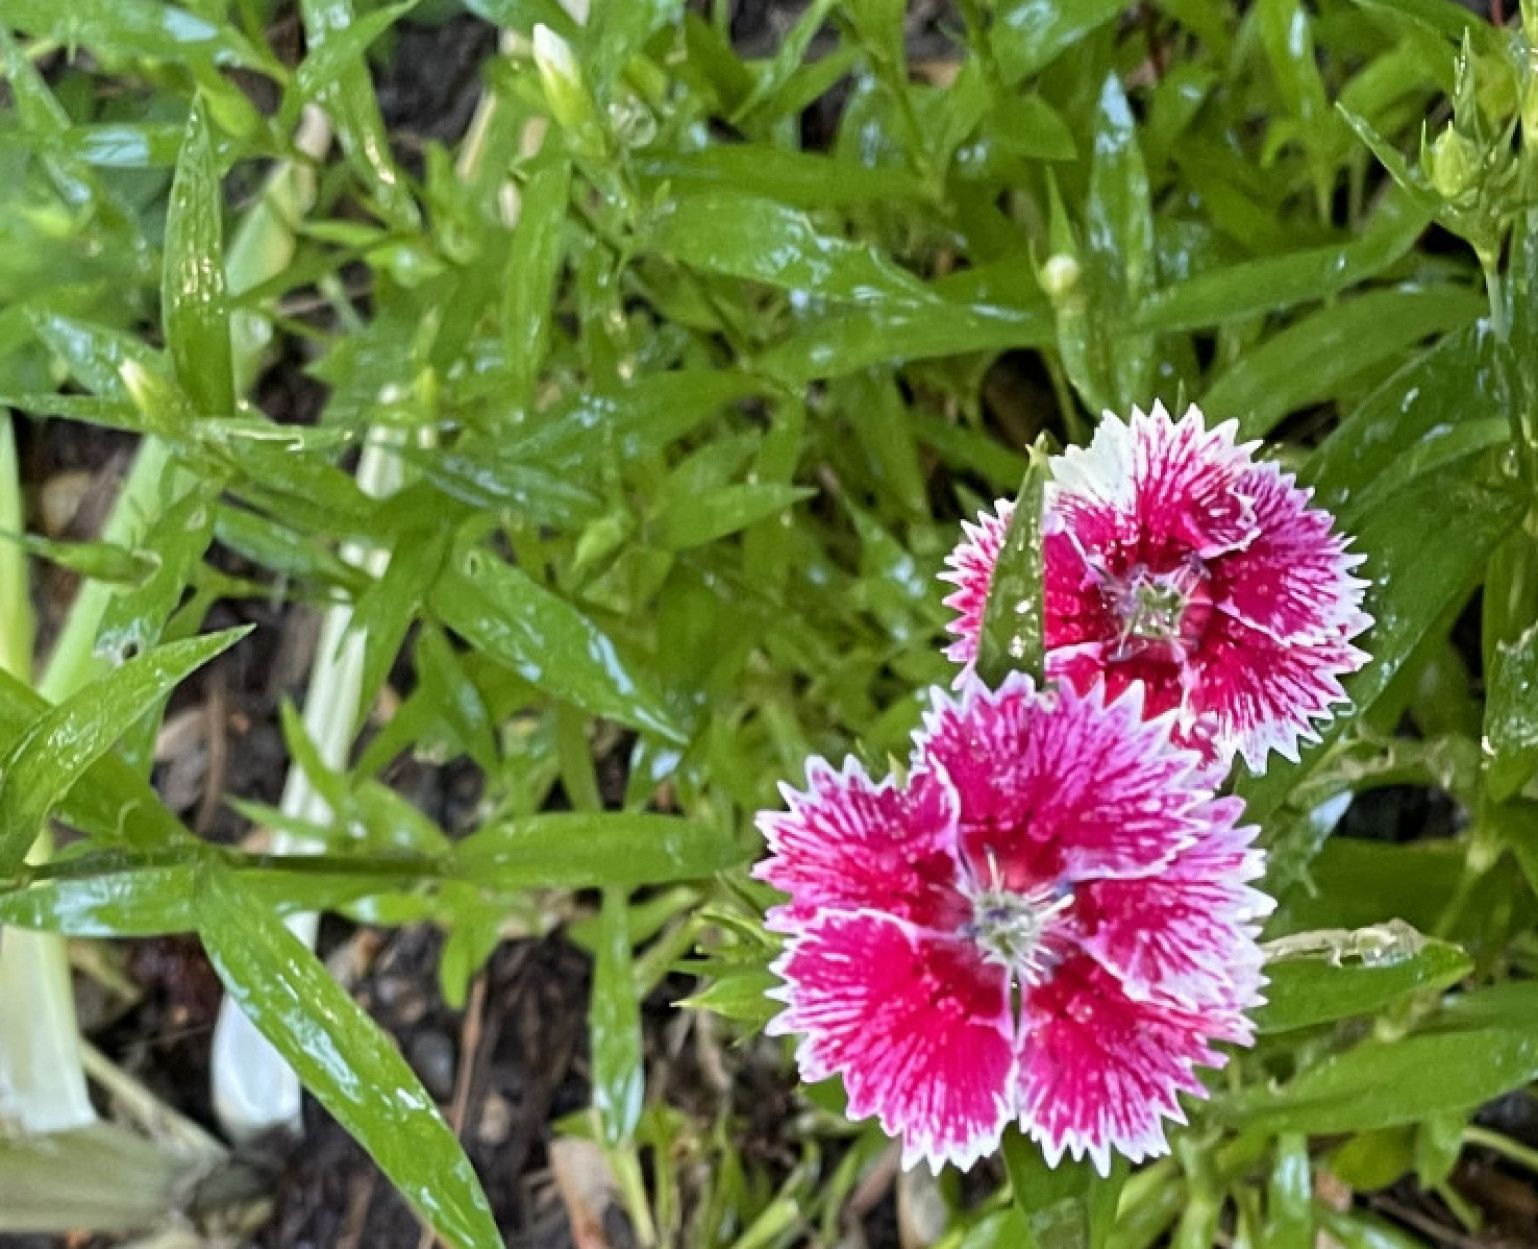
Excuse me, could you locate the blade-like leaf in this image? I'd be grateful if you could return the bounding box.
[0,628,249,874]
[195,864,500,1249]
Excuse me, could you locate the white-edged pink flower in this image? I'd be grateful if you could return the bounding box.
[942,404,1371,771]
[755,674,1270,1174]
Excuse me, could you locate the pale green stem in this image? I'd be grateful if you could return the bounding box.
[1464,1124,1538,1176]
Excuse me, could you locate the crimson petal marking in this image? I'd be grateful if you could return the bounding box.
[755,759,967,933]
[915,673,1204,887]
[939,499,1014,666]
[1016,954,1233,1176]
[1074,820,1272,1009]
[768,910,1015,1173]
[1191,617,1369,772]
[1213,464,1371,643]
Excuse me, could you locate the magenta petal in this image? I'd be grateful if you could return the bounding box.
[1017,955,1230,1175]
[1075,819,1272,1008]
[1212,464,1370,643]
[1193,616,1369,771]
[940,500,1014,665]
[769,910,1015,1172]
[755,759,967,932]
[915,673,1204,886]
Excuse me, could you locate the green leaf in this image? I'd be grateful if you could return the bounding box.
[1230,984,1538,1134]
[3,0,266,68]
[633,146,926,207]
[653,482,812,550]
[761,298,1050,382]
[0,628,249,874]
[1135,191,1431,331]
[1203,287,1484,439]
[0,668,187,850]
[1003,1129,1124,1249]
[990,0,1124,84]
[295,1,418,101]
[591,888,645,1145]
[503,157,573,412]
[28,312,167,400]
[163,102,234,419]
[1484,621,1538,803]
[434,546,684,742]
[1255,937,1472,1033]
[976,443,1049,686]
[454,812,743,888]
[677,964,781,1028]
[195,863,500,1249]
[647,192,932,304]
[299,0,420,229]
[1085,73,1153,407]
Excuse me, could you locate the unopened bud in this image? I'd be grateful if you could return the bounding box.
[1428,125,1478,200]
[1039,253,1081,302]
[531,24,605,158]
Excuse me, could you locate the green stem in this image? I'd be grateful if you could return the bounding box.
[1464,1124,1538,1176]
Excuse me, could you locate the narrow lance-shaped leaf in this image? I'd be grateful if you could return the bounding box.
[433,544,685,743]
[504,157,573,413]
[1255,933,1472,1033]
[164,102,234,419]
[591,888,644,1145]
[195,863,501,1249]
[453,812,744,888]
[1484,621,1538,803]
[975,440,1051,687]
[0,628,250,874]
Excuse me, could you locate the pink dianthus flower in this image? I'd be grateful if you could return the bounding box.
[756,674,1270,1174]
[941,404,1371,771]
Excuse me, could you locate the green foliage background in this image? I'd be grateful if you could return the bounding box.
[2,1,1538,1246]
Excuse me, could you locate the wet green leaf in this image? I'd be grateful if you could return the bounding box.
[503,157,572,412]
[1231,984,1538,1134]
[295,1,417,102]
[677,964,781,1028]
[3,0,266,68]
[653,482,812,550]
[591,888,644,1145]
[976,444,1049,687]
[1484,621,1538,803]
[648,192,932,304]
[163,102,234,419]
[1204,287,1483,438]
[0,628,248,874]
[434,546,684,742]
[196,863,501,1249]
[454,812,743,888]
[633,146,926,207]
[1136,192,1431,331]
[299,0,420,229]
[1256,938,1472,1033]
[990,0,1123,84]
[1237,448,1523,822]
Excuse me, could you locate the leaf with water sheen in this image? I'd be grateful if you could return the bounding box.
[454,812,743,888]
[163,102,234,420]
[1256,938,1471,1033]
[195,864,501,1249]
[976,444,1049,687]
[1484,621,1538,804]
[434,548,684,743]
[0,628,248,874]
[591,888,645,1145]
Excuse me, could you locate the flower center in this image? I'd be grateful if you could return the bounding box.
[966,883,1072,981]
[1104,562,1212,660]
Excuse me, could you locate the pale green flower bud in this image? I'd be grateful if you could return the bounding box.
[1038,253,1081,303]
[532,24,605,159]
[1429,125,1478,201]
